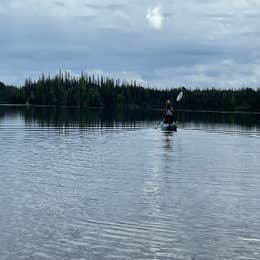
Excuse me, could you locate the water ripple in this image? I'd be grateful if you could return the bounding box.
[1,111,260,259]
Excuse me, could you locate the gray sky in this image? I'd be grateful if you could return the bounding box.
[1,0,260,88]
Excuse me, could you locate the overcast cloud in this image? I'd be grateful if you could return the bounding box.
[1,0,260,88]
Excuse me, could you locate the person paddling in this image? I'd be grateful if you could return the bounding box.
[163,100,175,124]
[155,92,183,130]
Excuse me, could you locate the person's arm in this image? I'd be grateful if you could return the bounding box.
[171,108,175,121]
[164,109,167,116]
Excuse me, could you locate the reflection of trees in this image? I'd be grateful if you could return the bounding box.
[1,106,260,129]
[177,111,260,129]
[0,106,23,122]
[21,107,159,128]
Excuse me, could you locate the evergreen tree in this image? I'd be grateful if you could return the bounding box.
[1,73,260,112]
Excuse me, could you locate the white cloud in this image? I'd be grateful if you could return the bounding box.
[1,0,260,88]
[146,6,163,30]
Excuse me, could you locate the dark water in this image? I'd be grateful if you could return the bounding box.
[1,107,260,260]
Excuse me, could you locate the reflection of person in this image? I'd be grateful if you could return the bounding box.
[163,100,174,124]
[163,130,173,150]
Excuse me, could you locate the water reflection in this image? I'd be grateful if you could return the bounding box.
[1,106,260,131]
[162,131,174,151]
[1,106,260,259]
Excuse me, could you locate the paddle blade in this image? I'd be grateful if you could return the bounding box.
[176,91,183,102]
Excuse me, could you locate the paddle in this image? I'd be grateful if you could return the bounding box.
[176,91,183,102]
[155,91,183,129]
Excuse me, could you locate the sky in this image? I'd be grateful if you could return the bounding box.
[1,0,260,88]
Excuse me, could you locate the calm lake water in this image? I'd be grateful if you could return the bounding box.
[1,107,260,260]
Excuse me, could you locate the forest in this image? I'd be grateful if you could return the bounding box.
[1,72,260,112]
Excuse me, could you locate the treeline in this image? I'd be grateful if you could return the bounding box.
[0,81,19,104]
[1,73,260,111]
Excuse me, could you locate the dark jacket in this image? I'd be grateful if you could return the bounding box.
[163,108,174,123]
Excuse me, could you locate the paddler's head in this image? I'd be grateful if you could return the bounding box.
[166,100,171,109]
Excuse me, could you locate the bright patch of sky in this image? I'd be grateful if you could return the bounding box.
[1,0,260,88]
[146,6,163,30]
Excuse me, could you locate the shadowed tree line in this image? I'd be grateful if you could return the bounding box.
[1,73,260,111]
[0,81,18,104]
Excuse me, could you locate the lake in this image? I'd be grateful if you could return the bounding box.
[0,106,260,259]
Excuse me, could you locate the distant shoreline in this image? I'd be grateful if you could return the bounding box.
[1,104,260,115]
[2,72,260,113]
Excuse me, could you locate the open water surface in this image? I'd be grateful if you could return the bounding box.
[0,107,260,259]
